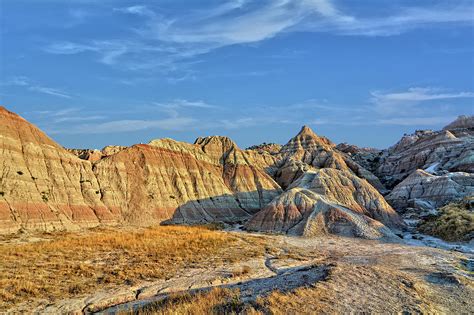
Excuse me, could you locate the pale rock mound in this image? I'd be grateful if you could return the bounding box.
[246,169,403,239]
[386,169,474,212]
[375,121,473,188]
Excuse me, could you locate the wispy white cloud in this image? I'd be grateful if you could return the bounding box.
[114,5,155,17]
[371,87,474,114]
[28,86,72,99]
[51,117,197,134]
[42,1,474,76]
[29,107,105,123]
[372,87,474,102]
[152,99,217,118]
[3,76,72,98]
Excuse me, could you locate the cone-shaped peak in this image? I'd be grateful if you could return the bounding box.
[298,125,317,137]
[280,125,334,154]
[0,105,25,121]
[0,105,60,148]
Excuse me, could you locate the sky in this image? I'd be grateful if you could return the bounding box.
[1,0,473,150]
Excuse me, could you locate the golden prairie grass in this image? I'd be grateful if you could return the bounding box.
[419,201,474,242]
[0,226,266,310]
[135,288,247,315]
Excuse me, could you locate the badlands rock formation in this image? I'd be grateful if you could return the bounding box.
[0,106,280,233]
[246,169,403,239]
[443,115,474,131]
[246,127,403,238]
[68,145,128,162]
[67,149,103,163]
[0,107,120,234]
[246,143,282,155]
[376,117,473,188]
[386,170,474,212]
[7,106,471,240]
[276,126,386,192]
[339,116,474,231]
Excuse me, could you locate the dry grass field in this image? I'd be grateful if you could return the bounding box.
[0,226,266,311]
[1,226,472,314]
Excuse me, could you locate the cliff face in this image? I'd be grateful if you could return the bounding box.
[0,107,281,233]
[0,107,120,233]
[94,138,281,226]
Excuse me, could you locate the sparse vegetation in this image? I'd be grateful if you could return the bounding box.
[418,200,474,242]
[0,226,266,310]
[135,288,250,315]
[40,191,49,202]
[231,265,252,278]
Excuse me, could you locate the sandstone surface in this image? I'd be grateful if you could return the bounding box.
[246,169,404,239]
[0,107,281,233]
[386,170,474,211]
[0,106,120,234]
[375,117,473,188]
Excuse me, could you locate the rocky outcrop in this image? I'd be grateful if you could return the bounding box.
[0,106,410,238]
[374,118,473,188]
[67,149,103,163]
[443,115,474,131]
[68,146,128,162]
[101,145,127,157]
[386,170,474,212]
[246,143,282,155]
[275,126,386,192]
[246,169,403,239]
[94,137,281,226]
[0,106,121,234]
[336,143,382,174]
[0,107,281,233]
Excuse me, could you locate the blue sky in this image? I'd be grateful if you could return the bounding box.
[1,0,473,149]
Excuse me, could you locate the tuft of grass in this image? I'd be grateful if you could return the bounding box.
[135,288,255,315]
[231,265,252,278]
[0,226,266,310]
[418,201,474,242]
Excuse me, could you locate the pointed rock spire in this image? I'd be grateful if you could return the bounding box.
[297,125,317,137]
[280,125,333,153]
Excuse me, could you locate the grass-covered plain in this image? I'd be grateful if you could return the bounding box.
[0,225,266,310]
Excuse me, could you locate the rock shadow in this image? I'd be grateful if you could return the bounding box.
[161,189,280,226]
[95,262,333,314]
